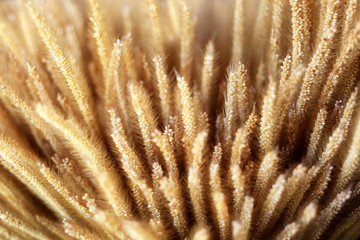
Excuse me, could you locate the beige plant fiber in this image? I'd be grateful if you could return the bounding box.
[0,0,359,239]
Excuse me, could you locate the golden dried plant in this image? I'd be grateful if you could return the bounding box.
[0,0,359,239]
